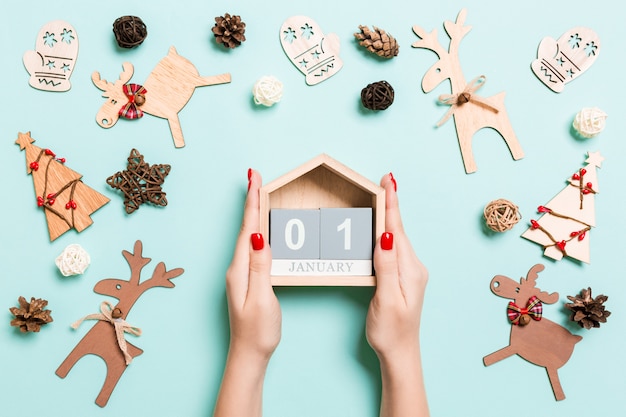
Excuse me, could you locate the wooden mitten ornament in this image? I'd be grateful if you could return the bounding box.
[531,27,600,92]
[92,46,231,148]
[56,240,184,407]
[16,132,109,241]
[280,16,343,85]
[411,9,524,174]
[521,151,603,263]
[23,20,78,92]
[483,264,582,401]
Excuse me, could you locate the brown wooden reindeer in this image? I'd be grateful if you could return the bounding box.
[411,9,524,173]
[56,240,184,407]
[483,264,582,401]
[92,46,231,148]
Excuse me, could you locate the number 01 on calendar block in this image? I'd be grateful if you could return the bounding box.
[270,208,373,276]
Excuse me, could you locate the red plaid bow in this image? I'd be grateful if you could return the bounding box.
[507,296,542,325]
[118,83,147,120]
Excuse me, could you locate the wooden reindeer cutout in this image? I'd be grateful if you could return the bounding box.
[411,9,524,173]
[56,240,184,407]
[483,264,582,401]
[92,46,231,148]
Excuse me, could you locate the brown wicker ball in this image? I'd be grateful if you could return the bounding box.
[113,16,148,48]
[361,80,394,110]
[483,199,521,232]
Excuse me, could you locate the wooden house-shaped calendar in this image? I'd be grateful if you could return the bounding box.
[260,154,385,286]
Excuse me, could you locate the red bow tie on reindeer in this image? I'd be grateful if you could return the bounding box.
[507,295,542,326]
[411,9,524,174]
[92,46,231,148]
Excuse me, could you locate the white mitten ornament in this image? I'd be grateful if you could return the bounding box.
[531,27,599,93]
[23,20,79,92]
[280,16,343,85]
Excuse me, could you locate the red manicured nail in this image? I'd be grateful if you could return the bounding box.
[251,233,264,250]
[247,168,253,191]
[389,172,397,192]
[381,232,393,250]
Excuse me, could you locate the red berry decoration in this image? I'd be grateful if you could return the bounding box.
[45,149,55,156]
[537,206,551,213]
[30,161,39,171]
[530,220,540,229]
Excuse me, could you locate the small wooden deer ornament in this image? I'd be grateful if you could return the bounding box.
[412,9,524,173]
[483,264,581,401]
[56,240,184,407]
[92,46,231,148]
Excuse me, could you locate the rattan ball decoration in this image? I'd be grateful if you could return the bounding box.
[253,76,283,107]
[361,80,394,110]
[112,16,148,48]
[483,199,522,232]
[573,107,607,138]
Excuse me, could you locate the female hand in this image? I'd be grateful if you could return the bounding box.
[214,169,281,417]
[366,173,430,417]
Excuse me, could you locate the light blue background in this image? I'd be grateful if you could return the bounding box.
[1,0,624,415]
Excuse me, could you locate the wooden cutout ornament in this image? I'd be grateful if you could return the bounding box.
[531,27,600,92]
[521,151,603,263]
[483,264,582,401]
[56,240,184,407]
[411,9,524,174]
[23,20,78,92]
[280,16,343,85]
[16,132,109,241]
[92,46,231,148]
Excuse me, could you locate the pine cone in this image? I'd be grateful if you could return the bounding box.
[212,13,246,49]
[565,287,611,329]
[354,25,399,58]
[9,296,53,333]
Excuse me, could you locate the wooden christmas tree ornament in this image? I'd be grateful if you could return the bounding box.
[280,16,343,85]
[23,20,78,92]
[411,9,524,174]
[521,151,603,263]
[531,27,600,93]
[483,264,582,401]
[56,240,184,407]
[92,46,231,148]
[16,132,109,241]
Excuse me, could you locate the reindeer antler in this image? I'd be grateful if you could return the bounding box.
[123,241,152,286]
[523,264,559,304]
[139,262,184,291]
[411,26,447,57]
[524,263,545,285]
[443,9,473,54]
[92,62,134,91]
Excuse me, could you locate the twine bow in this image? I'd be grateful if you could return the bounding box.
[71,301,142,365]
[507,296,543,325]
[119,83,147,120]
[436,75,499,127]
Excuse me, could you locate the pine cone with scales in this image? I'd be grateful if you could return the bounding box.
[354,25,399,58]
[565,287,611,329]
[212,13,246,49]
[9,296,53,332]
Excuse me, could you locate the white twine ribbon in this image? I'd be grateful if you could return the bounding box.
[436,75,499,127]
[71,301,142,365]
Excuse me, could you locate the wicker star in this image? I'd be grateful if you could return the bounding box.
[107,149,170,214]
